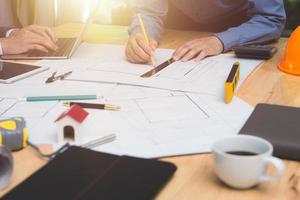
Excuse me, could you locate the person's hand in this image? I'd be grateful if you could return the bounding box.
[125,32,158,64]
[173,36,224,62]
[1,25,58,55]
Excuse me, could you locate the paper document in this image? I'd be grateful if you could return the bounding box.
[39,43,263,98]
[16,85,253,158]
[0,43,260,158]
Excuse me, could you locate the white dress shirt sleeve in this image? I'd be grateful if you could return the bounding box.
[6,29,17,37]
[0,28,18,55]
[0,42,3,56]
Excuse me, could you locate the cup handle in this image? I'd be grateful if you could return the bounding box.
[260,156,285,181]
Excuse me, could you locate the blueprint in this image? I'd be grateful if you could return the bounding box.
[0,43,260,158]
[0,84,253,158]
[54,43,263,97]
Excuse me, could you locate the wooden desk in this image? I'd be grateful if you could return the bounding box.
[0,24,299,199]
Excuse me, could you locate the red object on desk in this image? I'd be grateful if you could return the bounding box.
[55,104,89,123]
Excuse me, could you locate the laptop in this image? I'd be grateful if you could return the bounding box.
[1,14,93,60]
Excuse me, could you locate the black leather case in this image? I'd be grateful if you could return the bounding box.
[2,146,177,200]
[239,103,300,161]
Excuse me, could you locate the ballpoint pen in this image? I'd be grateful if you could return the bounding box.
[63,102,121,111]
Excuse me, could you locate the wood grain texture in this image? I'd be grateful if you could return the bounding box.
[0,23,299,200]
[0,145,51,197]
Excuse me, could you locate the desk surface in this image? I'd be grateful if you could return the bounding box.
[0,23,299,199]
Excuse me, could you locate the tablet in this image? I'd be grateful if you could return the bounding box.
[0,61,49,84]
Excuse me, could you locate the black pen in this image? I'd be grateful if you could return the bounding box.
[63,102,121,111]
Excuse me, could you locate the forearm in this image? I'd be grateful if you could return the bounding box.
[215,0,286,51]
[128,0,168,42]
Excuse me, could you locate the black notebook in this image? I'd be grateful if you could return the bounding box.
[239,103,300,161]
[2,146,177,200]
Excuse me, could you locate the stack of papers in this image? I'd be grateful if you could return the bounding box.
[0,43,262,158]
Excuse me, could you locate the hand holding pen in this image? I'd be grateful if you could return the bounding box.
[125,14,158,65]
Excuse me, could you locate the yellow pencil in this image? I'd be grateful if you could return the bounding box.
[137,13,156,66]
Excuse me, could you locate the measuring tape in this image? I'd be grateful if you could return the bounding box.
[0,117,28,151]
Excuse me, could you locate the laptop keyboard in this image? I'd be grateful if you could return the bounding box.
[27,38,77,57]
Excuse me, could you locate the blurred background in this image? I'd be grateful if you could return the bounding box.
[283,0,300,36]
[0,0,134,27]
[0,0,299,36]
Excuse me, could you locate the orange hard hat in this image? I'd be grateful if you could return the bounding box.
[278,26,300,76]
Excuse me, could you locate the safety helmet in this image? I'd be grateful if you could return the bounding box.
[278,26,300,75]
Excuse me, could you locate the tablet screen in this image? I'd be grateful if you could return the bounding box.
[0,62,42,80]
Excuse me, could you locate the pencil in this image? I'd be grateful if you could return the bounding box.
[137,13,155,66]
[26,95,103,102]
[63,102,121,111]
[81,134,117,149]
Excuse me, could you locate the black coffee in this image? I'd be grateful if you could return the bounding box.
[226,151,258,156]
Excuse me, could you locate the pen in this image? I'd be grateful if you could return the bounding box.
[81,134,117,149]
[225,62,240,104]
[63,102,121,111]
[26,95,103,102]
[137,13,155,66]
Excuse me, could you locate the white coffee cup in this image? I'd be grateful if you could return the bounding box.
[211,135,285,189]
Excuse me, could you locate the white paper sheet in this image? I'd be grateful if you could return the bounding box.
[16,88,253,158]
[92,93,253,158]
[44,43,262,98]
[0,43,258,158]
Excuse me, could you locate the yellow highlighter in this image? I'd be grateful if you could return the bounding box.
[225,62,240,104]
[137,13,156,66]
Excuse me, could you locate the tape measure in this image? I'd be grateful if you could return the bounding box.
[0,117,28,151]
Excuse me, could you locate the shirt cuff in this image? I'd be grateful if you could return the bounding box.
[0,42,3,56]
[215,30,240,52]
[6,28,18,37]
[0,29,18,56]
